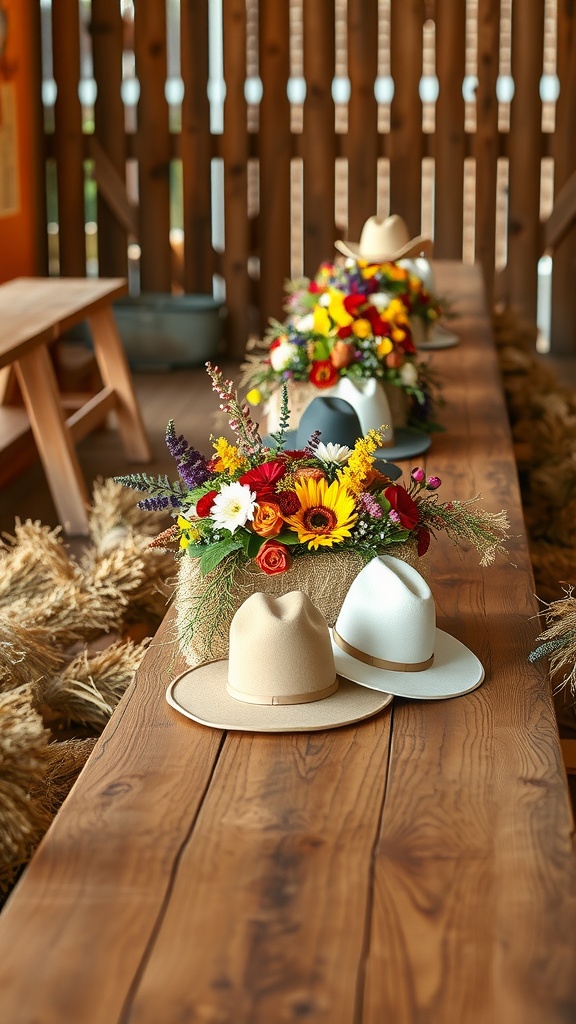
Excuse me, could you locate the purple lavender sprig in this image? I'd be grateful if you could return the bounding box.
[206,361,263,455]
[165,420,212,489]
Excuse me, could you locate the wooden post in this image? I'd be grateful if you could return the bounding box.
[345,0,379,239]
[473,0,500,308]
[433,0,466,258]
[52,0,86,276]
[388,0,425,237]
[549,0,576,354]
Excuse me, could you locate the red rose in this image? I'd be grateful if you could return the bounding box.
[196,490,218,517]
[384,485,420,530]
[416,526,431,556]
[255,540,292,576]
[309,359,339,388]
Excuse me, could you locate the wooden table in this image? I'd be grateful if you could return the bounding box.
[0,277,151,534]
[0,263,574,1023]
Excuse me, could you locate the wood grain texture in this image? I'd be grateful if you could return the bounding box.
[433,0,466,258]
[301,0,337,278]
[549,1,576,353]
[222,0,251,356]
[51,0,87,276]
[473,0,500,306]
[133,0,172,292]
[258,2,292,330]
[388,0,425,236]
[0,265,574,1023]
[507,3,545,324]
[345,0,379,238]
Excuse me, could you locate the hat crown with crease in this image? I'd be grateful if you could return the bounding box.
[335,214,432,263]
[227,591,338,705]
[335,555,436,667]
[323,377,393,442]
[296,395,369,451]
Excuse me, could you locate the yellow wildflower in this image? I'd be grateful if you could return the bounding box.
[337,429,383,495]
[177,515,201,549]
[246,387,262,406]
[376,336,394,358]
[387,298,409,323]
[283,477,357,550]
[327,288,353,328]
[352,318,372,339]
[357,261,380,279]
[313,305,332,336]
[212,436,248,474]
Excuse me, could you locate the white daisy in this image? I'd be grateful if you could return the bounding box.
[368,291,394,311]
[315,441,352,465]
[210,482,257,533]
[270,337,299,371]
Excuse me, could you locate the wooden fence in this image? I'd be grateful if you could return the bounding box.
[33,0,576,356]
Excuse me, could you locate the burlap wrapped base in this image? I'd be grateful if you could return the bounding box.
[176,543,419,667]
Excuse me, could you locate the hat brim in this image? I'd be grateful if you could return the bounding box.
[167,661,393,732]
[417,323,460,350]
[331,627,484,700]
[335,235,433,263]
[264,428,431,463]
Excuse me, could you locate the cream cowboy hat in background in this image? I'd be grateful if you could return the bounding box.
[335,214,433,263]
[167,591,392,732]
[331,554,485,699]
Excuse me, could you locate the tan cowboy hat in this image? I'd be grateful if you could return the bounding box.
[331,555,484,699]
[167,591,392,732]
[335,214,432,263]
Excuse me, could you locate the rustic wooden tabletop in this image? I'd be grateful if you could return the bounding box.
[0,263,574,1024]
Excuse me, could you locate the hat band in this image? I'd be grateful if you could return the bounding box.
[333,629,434,672]
[226,678,339,706]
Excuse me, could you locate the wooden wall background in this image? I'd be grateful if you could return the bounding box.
[32,0,576,357]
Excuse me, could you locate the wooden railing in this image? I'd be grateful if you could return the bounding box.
[32,0,576,356]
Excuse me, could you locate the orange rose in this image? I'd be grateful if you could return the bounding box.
[255,540,292,575]
[329,340,356,369]
[252,501,284,538]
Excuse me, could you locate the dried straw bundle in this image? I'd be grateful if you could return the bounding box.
[0,480,175,899]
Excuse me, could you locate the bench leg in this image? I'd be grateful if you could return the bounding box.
[88,306,152,462]
[14,346,91,536]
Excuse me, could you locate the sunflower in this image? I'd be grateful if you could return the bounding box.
[283,477,358,549]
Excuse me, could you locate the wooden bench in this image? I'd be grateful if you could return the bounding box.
[0,277,152,535]
[0,263,574,1023]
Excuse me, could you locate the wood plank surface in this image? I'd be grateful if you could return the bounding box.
[0,264,574,1023]
[92,0,129,279]
[301,0,337,278]
[222,0,251,356]
[506,3,545,324]
[258,2,292,329]
[388,0,424,235]
[51,0,87,276]
[344,0,379,239]
[549,0,576,353]
[474,0,500,306]
[0,278,127,366]
[133,0,172,292]
[433,0,466,258]
[180,0,215,295]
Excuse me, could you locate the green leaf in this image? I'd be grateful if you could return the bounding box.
[274,530,301,546]
[311,339,331,361]
[199,538,244,575]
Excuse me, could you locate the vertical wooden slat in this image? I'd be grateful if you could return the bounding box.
[549,1,576,353]
[181,0,214,295]
[91,0,128,278]
[134,0,172,292]
[30,0,49,276]
[222,0,250,355]
[258,2,292,328]
[507,3,545,324]
[301,1,336,276]
[388,0,425,237]
[433,0,467,258]
[474,0,500,306]
[345,0,379,239]
[52,0,86,276]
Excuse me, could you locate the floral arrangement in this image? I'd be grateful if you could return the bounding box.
[241,257,446,431]
[117,365,509,589]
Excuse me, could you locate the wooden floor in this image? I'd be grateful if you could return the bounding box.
[0,360,244,539]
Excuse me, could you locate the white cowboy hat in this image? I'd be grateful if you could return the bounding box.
[331,555,484,699]
[335,215,433,263]
[167,591,392,732]
[323,377,432,460]
[399,258,460,350]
